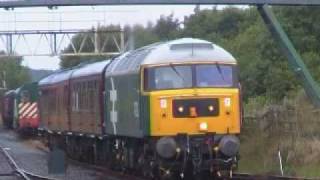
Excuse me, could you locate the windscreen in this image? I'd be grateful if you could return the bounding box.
[145,65,192,90]
[195,64,234,88]
[144,64,237,91]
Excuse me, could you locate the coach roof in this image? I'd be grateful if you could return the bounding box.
[71,60,110,79]
[39,60,111,85]
[39,69,74,85]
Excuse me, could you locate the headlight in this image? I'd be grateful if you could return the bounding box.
[208,105,214,112]
[178,106,184,112]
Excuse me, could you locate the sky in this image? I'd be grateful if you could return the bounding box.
[0,5,231,70]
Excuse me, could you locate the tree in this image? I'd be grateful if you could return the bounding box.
[153,14,180,40]
[124,24,159,49]
[0,51,30,89]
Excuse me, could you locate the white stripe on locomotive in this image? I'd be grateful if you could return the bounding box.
[19,102,30,114]
[18,102,38,119]
[22,103,37,117]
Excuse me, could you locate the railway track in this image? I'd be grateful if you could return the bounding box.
[35,145,145,180]
[0,147,57,180]
[232,172,313,180]
[62,156,146,180]
[1,144,312,180]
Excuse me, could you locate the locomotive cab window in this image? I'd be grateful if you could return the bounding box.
[144,65,192,90]
[144,64,237,91]
[196,64,235,88]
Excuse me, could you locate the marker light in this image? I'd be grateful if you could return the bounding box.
[208,105,214,112]
[178,106,184,113]
[199,122,208,131]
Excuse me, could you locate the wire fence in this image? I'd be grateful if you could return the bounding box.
[243,106,320,138]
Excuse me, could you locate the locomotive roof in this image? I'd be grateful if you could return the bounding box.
[142,38,236,65]
[106,38,236,74]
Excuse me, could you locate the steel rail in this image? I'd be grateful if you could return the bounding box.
[233,172,314,180]
[0,147,59,180]
[22,170,58,180]
[0,147,31,180]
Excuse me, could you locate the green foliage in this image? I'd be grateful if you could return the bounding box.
[153,14,180,40]
[60,6,320,103]
[0,51,30,89]
[124,24,160,48]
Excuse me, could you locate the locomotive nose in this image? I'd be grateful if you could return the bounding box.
[156,137,178,159]
[218,135,240,157]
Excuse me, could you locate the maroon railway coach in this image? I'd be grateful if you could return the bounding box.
[38,60,111,136]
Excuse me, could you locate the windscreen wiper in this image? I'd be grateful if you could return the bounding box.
[215,62,226,81]
[169,64,188,85]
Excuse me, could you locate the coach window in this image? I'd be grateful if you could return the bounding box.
[75,85,79,111]
[82,82,88,111]
[88,81,91,111]
[72,84,79,112]
[41,90,48,115]
[87,82,90,111]
[93,81,98,113]
[79,83,84,111]
[80,82,83,110]
[72,85,75,111]
[78,83,81,111]
[84,81,89,111]
[85,81,89,111]
[64,86,68,112]
[89,81,94,113]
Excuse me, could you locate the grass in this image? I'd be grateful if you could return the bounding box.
[237,128,320,179]
[293,164,320,178]
[238,134,320,178]
[238,91,320,179]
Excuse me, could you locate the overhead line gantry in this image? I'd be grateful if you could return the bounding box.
[0,0,320,8]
